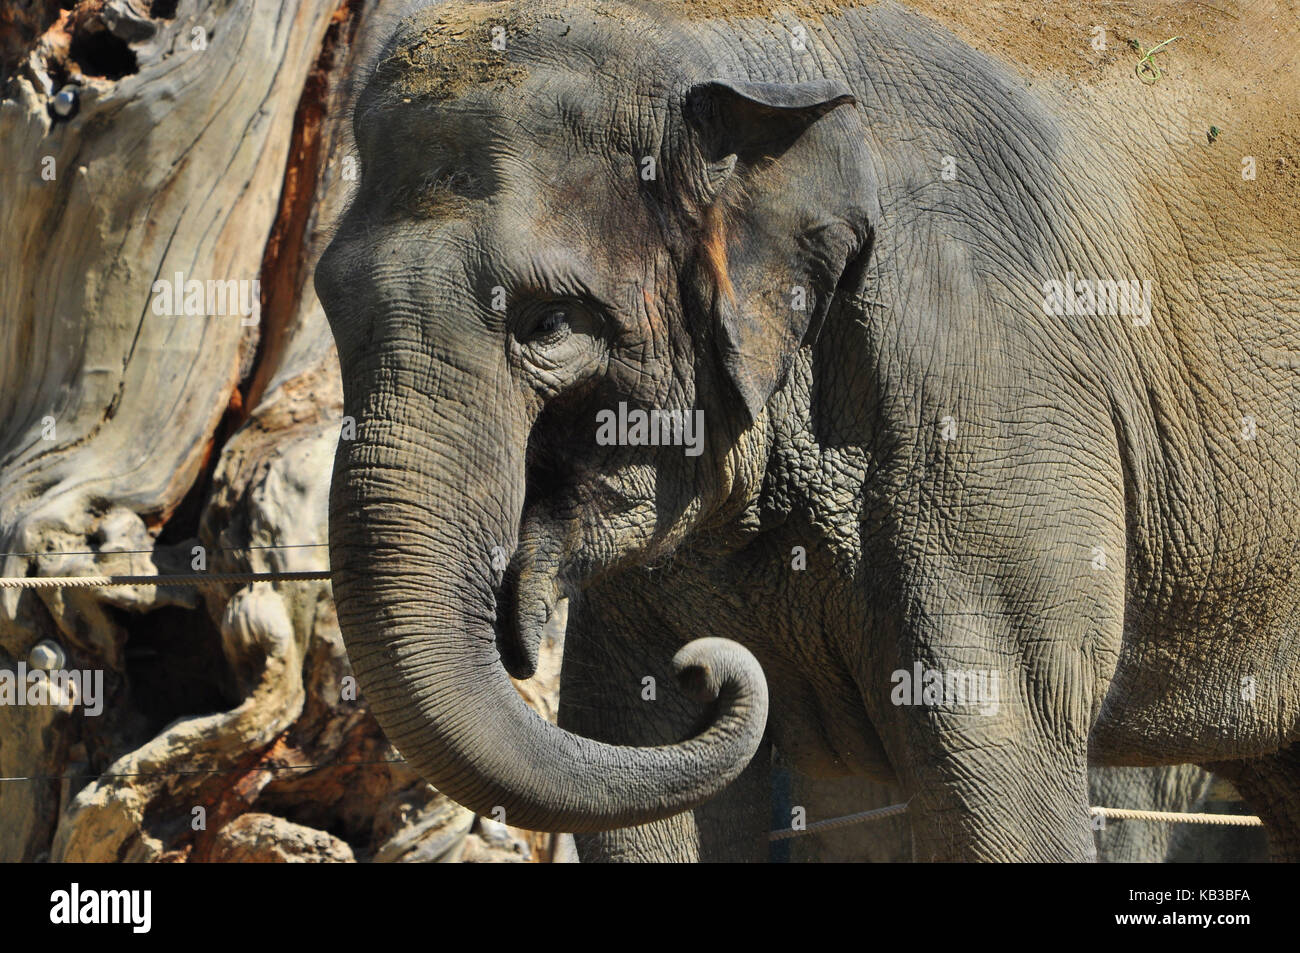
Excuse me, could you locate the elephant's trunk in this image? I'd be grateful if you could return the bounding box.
[328,356,768,833]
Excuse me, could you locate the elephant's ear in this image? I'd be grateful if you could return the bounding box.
[684,79,873,422]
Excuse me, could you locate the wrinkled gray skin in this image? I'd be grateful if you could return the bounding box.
[316,0,1300,861]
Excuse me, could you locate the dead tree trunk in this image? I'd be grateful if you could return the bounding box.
[0,0,560,863]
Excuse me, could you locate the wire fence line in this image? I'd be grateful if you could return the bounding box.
[0,539,332,589]
[0,753,1263,834]
[770,803,911,840]
[0,758,406,784]
[0,542,329,560]
[0,570,1266,835]
[0,571,331,589]
[1089,806,1263,827]
[768,803,1261,840]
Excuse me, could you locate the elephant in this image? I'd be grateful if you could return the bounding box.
[315,0,1300,861]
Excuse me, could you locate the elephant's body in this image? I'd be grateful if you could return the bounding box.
[318,0,1300,861]
[559,0,1300,860]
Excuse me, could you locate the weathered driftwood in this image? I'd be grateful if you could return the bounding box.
[0,0,558,863]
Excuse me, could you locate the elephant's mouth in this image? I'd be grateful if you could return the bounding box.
[497,415,595,679]
[496,512,571,680]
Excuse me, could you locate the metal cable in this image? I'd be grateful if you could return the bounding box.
[1090,806,1263,827]
[770,803,910,841]
[0,575,1266,834]
[0,543,327,560]
[770,803,1262,839]
[0,571,330,588]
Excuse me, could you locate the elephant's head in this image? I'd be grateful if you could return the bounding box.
[314,0,877,832]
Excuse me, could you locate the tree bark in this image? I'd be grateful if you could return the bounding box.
[0,0,556,864]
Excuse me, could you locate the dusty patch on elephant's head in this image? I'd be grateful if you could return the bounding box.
[665,0,879,21]
[374,3,533,103]
[411,188,477,221]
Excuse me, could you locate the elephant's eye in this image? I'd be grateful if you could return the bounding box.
[529,307,572,346]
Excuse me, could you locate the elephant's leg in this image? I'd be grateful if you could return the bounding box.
[573,736,771,862]
[868,568,1115,861]
[893,706,1095,861]
[574,818,698,863]
[863,438,1126,860]
[558,595,771,863]
[1205,745,1300,861]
